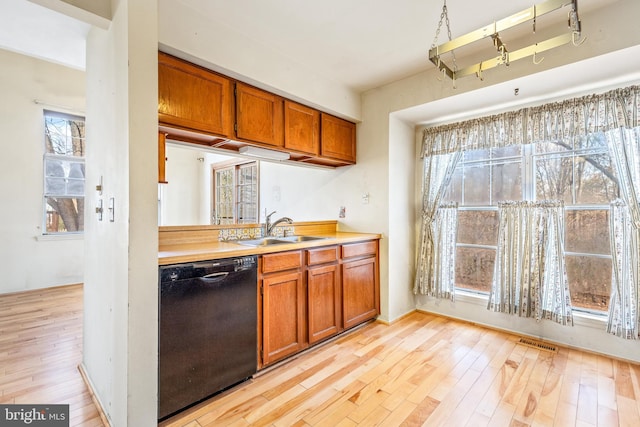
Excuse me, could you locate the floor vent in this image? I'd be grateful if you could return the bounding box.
[518,338,558,353]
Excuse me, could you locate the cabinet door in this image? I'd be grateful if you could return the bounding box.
[307,264,341,344]
[262,271,304,365]
[342,257,378,329]
[320,113,356,163]
[158,53,233,137]
[236,82,284,147]
[158,132,168,184]
[284,100,319,156]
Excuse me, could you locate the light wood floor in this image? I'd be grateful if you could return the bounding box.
[0,284,104,426]
[2,286,640,426]
[163,311,640,427]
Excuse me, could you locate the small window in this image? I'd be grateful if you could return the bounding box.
[43,110,85,234]
[212,161,258,224]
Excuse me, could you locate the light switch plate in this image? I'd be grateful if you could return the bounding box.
[96,199,103,221]
[108,198,115,222]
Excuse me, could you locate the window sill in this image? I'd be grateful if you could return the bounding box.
[454,289,607,329]
[36,233,84,242]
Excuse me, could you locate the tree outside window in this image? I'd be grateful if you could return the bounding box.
[443,134,618,314]
[43,110,85,233]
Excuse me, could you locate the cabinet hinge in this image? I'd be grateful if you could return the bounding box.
[234,123,238,132]
[260,284,263,296]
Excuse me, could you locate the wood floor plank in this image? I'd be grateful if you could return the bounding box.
[0,284,105,427]
[4,285,640,427]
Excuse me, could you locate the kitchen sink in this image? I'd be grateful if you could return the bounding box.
[234,235,328,247]
[277,235,328,242]
[234,238,290,247]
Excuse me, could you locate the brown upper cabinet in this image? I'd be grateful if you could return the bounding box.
[235,82,284,148]
[158,52,356,166]
[320,113,356,164]
[284,100,320,156]
[158,52,234,138]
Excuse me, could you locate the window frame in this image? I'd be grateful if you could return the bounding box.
[42,110,86,235]
[446,139,616,315]
[211,159,259,225]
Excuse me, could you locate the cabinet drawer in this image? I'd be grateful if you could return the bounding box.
[341,241,377,259]
[306,246,338,266]
[262,251,302,274]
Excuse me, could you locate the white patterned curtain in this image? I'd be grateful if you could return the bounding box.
[488,201,573,325]
[422,85,640,155]
[419,85,640,317]
[414,131,462,297]
[605,126,640,339]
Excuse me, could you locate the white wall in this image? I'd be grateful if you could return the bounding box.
[0,48,85,294]
[161,144,205,225]
[258,162,356,223]
[83,0,158,425]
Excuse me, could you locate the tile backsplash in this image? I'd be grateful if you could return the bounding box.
[218,225,295,241]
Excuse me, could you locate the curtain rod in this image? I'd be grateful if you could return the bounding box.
[34,99,85,116]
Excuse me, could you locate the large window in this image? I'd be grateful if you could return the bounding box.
[443,134,618,313]
[213,161,258,224]
[43,110,85,234]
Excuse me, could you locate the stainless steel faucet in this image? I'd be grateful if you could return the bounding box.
[265,210,293,236]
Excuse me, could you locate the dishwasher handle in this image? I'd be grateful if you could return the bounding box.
[198,272,229,283]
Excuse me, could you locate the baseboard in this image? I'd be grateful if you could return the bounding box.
[1,282,83,297]
[375,309,418,326]
[78,363,111,427]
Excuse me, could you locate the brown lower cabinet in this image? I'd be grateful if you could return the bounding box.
[342,240,380,329]
[259,240,379,368]
[260,251,305,366]
[307,247,341,345]
[342,257,378,329]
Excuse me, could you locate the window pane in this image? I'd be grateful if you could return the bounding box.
[535,156,573,202]
[565,210,610,255]
[442,168,462,204]
[566,255,611,312]
[67,178,85,196]
[575,132,607,151]
[236,163,258,223]
[535,139,573,154]
[491,145,521,159]
[574,153,618,204]
[215,168,234,224]
[464,149,490,162]
[46,177,67,195]
[457,210,498,245]
[44,112,85,156]
[455,247,494,293]
[45,197,84,233]
[44,157,85,197]
[463,164,490,205]
[492,162,522,203]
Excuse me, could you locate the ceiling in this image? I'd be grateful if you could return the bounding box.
[0,0,89,70]
[0,0,620,91]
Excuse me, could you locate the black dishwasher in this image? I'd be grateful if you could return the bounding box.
[158,256,257,420]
